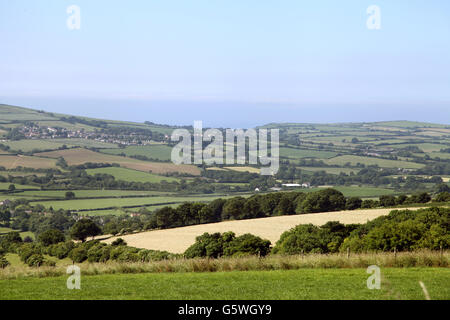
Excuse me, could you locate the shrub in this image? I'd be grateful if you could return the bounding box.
[434,192,450,202]
[0,255,9,268]
[38,229,65,246]
[184,232,271,258]
[70,219,101,242]
[111,238,127,246]
[296,188,346,213]
[345,197,362,210]
[223,233,271,257]
[69,247,88,263]
[26,254,44,267]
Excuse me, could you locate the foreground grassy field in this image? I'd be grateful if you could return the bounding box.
[0,268,448,300]
[103,207,429,253]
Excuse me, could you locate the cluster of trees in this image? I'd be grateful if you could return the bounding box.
[184,232,271,258]
[146,189,352,231]
[108,189,445,234]
[8,209,76,237]
[341,207,449,252]
[273,221,358,254]
[1,206,448,268]
[0,228,177,268]
[273,207,449,254]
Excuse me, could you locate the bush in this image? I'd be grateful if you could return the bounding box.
[273,222,358,255]
[345,197,362,210]
[111,238,127,246]
[361,199,379,209]
[296,189,346,213]
[70,219,101,242]
[38,229,65,246]
[379,195,396,207]
[342,207,449,252]
[69,247,88,263]
[0,255,10,268]
[184,232,271,258]
[223,233,271,257]
[26,254,44,267]
[17,243,42,263]
[434,192,450,202]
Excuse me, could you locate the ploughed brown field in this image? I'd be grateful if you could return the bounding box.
[36,148,200,175]
[103,207,427,253]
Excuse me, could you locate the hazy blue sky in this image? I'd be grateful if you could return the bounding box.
[0,0,449,127]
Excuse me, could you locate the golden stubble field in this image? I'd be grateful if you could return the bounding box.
[103,207,428,253]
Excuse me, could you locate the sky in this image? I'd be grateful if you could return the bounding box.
[0,0,449,127]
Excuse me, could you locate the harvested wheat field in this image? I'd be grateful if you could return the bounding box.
[0,155,57,169]
[37,148,200,175]
[103,207,428,253]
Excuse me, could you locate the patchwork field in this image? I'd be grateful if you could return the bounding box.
[36,148,200,175]
[103,207,424,253]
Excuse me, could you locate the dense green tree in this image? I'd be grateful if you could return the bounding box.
[38,229,65,246]
[65,191,76,200]
[70,219,101,242]
[345,197,362,210]
[222,197,246,220]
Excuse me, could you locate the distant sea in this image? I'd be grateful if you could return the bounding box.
[1,97,449,128]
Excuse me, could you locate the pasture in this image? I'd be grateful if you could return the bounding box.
[86,167,180,183]
[0,268,447,300]
[101,144,173,161]
[279,147,337,159]
[1,139,68,152]
[33,194,237,212]
[325,155,424,169]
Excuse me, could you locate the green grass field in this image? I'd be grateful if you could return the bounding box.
[325,155,424,169]
[279,147,337,159]
[0,268,447,300]
[101,145,173,161]
[17,189,170,199]
[298,167,360,175]
[49,138,120,149]
[33,194,237,211]
[86,167,180,183]
[2,139,69,152]
[0,182,39,190]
